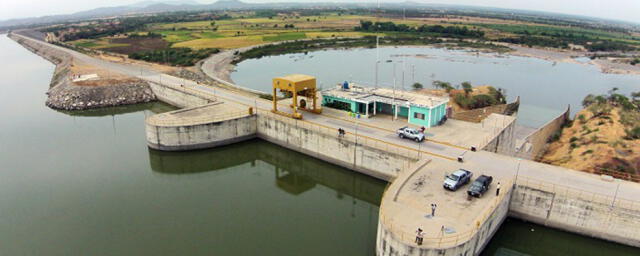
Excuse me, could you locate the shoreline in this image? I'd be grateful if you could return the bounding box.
[204,41,640,89]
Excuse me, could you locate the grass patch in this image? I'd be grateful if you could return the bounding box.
[263,32,307,42]
[173,36,264,49]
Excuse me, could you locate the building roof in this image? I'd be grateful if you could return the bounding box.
[276,74,316,83]
[322,83,449,109]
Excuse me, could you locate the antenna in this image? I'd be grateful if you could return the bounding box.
[375,0,380,88]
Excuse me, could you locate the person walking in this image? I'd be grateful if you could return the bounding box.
[496,182,501,196]
[431,203,437,217]
[415,228,424,245]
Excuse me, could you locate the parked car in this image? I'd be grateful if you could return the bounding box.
[467,175,493,198]
[443,169,473,191]
[397,127,425,142]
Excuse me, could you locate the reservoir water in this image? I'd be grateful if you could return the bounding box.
[2,35,639,255]
[231,47,640,128]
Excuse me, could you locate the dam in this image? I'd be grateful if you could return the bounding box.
[10,32,640,256]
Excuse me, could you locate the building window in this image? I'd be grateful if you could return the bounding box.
[414,112,425,120]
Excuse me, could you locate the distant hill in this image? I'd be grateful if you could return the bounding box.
[1,0,637,30]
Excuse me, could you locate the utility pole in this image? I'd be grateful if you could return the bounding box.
[412,65,415,85]
[402,55,405,90]
[393,62,397,120]
[375,0,380,88]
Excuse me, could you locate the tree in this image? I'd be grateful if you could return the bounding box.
[432,80,453,92]
[412,82,423,90]
[210,21,216,27]
[461,82,472,96]
[582,94,596,108]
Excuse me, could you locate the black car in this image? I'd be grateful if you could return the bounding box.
[467,175,493,197]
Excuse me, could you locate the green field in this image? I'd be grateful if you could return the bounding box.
[263,32,307,42]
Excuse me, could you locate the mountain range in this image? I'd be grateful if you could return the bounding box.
[1,0,636,30]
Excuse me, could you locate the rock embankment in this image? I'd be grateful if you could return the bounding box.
[45,78,155,110]
[9,33,156,110]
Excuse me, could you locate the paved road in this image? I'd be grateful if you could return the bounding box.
[14,33,640,202]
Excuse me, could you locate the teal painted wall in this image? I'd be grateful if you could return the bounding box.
[408,103,447,127]
[322,96,357,113]
[408,105,431,127]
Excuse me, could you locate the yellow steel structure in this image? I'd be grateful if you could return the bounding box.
[271,74,322,119]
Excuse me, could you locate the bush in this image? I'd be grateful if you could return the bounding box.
[626,126,640,140]
[412,82,424,90]
[570,137,578,143]
[471,94,497,108]
[578,114,586,123]
[454,94,475,109]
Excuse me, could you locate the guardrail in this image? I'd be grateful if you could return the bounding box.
[514,175,640,211]
[258,109,455,163]
[147,109,253,126]
[378,175,640,249]
[378,179,512,249]
[593,167,640,183]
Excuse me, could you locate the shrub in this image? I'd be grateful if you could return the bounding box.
[454,94,475,109]
[471,94,497,108]
[570,142,579,149]
[626,126,640,140]
[569,137,578,143]
[412,82,424,90]
[577,114,586,123]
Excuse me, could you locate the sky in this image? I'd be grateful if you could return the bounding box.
[1,0,639,24]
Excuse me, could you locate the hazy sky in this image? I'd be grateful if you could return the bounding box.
[1,0,639,24]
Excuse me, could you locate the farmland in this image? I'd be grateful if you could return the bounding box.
[56,10,640,66]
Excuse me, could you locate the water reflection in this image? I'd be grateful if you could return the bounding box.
[149,139,386,205]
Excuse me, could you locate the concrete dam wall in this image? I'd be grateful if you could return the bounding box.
[256,112,420,181]
[509,177,640,247]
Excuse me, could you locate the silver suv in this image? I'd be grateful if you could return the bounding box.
[397,127,425,142]
[443,169,473,191]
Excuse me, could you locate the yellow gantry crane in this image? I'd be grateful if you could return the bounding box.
[271,74,322,119]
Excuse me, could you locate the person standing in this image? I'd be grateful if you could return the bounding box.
[415,228,424,245]
[496,182,501,196]
[431,203,437,217]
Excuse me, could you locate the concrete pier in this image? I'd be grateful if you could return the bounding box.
[377,160,512,256]
[145,102,256,151]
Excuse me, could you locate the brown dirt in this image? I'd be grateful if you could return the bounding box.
[541,108,640,175]
[103,37,170,55]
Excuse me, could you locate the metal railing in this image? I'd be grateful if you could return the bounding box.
[148,109,253,126]
[258,109,425,164]
[378,175,640,249]
[514,175,640,211]
[378,180,512,249]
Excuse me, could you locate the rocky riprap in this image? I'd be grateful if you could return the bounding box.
[170,68,216,85]
[45,79,156,111]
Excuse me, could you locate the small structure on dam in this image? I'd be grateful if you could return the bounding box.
[271,74,322,119]
[322,83,449,127]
